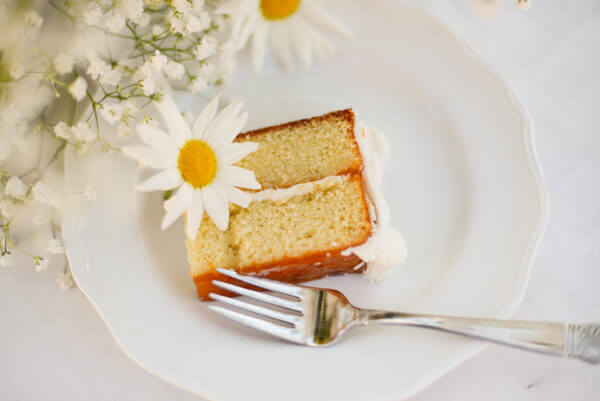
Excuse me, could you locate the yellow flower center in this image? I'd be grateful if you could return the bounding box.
[177,140,217,188]
[260,0,301,20]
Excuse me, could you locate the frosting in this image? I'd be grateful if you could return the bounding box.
[341,117,407,281]
[249,175,347,203]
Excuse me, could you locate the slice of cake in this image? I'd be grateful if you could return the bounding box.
[186,109,406,300]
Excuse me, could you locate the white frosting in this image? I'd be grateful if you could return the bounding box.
[341,117,407,281]
[249,175,347,203]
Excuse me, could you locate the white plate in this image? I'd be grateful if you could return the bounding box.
[62,2,548,400]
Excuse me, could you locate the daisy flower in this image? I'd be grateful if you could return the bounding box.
[122,95,260,239]
[219,0,350,71]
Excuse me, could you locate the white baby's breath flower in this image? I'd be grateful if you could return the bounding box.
[120,100,137,116]
[185,15,201,33]
[34,257,49,272]
[54,53,74,74]
[172,0,192,14]
[57,268,75,290]
[86,49,110,80]
[46,238,65,255]
[83,6,102,25]
[32,181,59,208]
[169,13,186,34]
[9,63,25,80]
[185,13,209,33]
[83,184,97,201]
[68,77,87,101]
[100,102,123,125]
[0,254,14,267]
[117,122,132,139]
[150,51,168,71]
[151,24,163,36]
[54,122,71,140]
[71,121,96,142]
[5,176,28,199]
[99,67,122,86]
[140,77,157,95]
[103,0,144,32]
[197,62,217,83]
[194,35,218,60]
[190,76,207,93]
[122,95,260,239]
[164,60,185,80]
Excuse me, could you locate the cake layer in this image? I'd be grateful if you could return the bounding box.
[187,173,372,283]
[235,109,362,189]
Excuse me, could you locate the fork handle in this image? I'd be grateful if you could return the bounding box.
[362,311,600,364]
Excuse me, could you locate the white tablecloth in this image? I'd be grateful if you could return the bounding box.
[2,1,599,400]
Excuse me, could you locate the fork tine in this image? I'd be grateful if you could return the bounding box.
[212,280,302,312]
[215,268,302,297]
[209,293,299,325]
[208,305,303,344]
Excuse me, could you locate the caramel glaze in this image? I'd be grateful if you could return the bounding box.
[194,251,365,300]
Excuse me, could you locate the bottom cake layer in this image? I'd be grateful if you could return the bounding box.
[194,252,364,300]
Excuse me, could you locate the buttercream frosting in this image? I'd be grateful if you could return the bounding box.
[342,117,407,281]
[249,175,347,203]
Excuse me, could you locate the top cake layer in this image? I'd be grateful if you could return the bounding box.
[235,109,362,189]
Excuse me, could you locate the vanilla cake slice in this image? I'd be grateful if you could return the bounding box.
[186,109,406,300]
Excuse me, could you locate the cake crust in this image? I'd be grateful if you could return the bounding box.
[237,109,356,141]
[194,251,365,300]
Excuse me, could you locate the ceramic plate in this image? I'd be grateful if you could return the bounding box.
[62,2,548,400]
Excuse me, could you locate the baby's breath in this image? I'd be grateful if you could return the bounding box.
[0,0,239,288]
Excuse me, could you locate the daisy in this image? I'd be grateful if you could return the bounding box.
[122,95,260,240]
[219,0,350,71]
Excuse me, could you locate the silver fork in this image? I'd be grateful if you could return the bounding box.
[208,268,600,364]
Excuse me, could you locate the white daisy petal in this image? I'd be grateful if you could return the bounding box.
[122,146,172,169]
[136,168,183,192]
[186,190,205,239]
[156,96,192,147]
[291,18,313,66]
[202,185,229,231]
[234,12,257,49]
[216,165,261,190]
[192,94,220,140]
[214,110,247,146]
[251,23,268,72]
[219,184,252,208]
[216,142,258,165]
[204,100,243,147]
[230,112,248,141]
[137,123,178,153]
[301,2,351,36]
[162,183,194,229]
[270,25,294,71]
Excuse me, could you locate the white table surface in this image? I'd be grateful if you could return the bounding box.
[2,1,599,400]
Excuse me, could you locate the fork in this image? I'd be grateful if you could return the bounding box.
[208,268,600,364]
